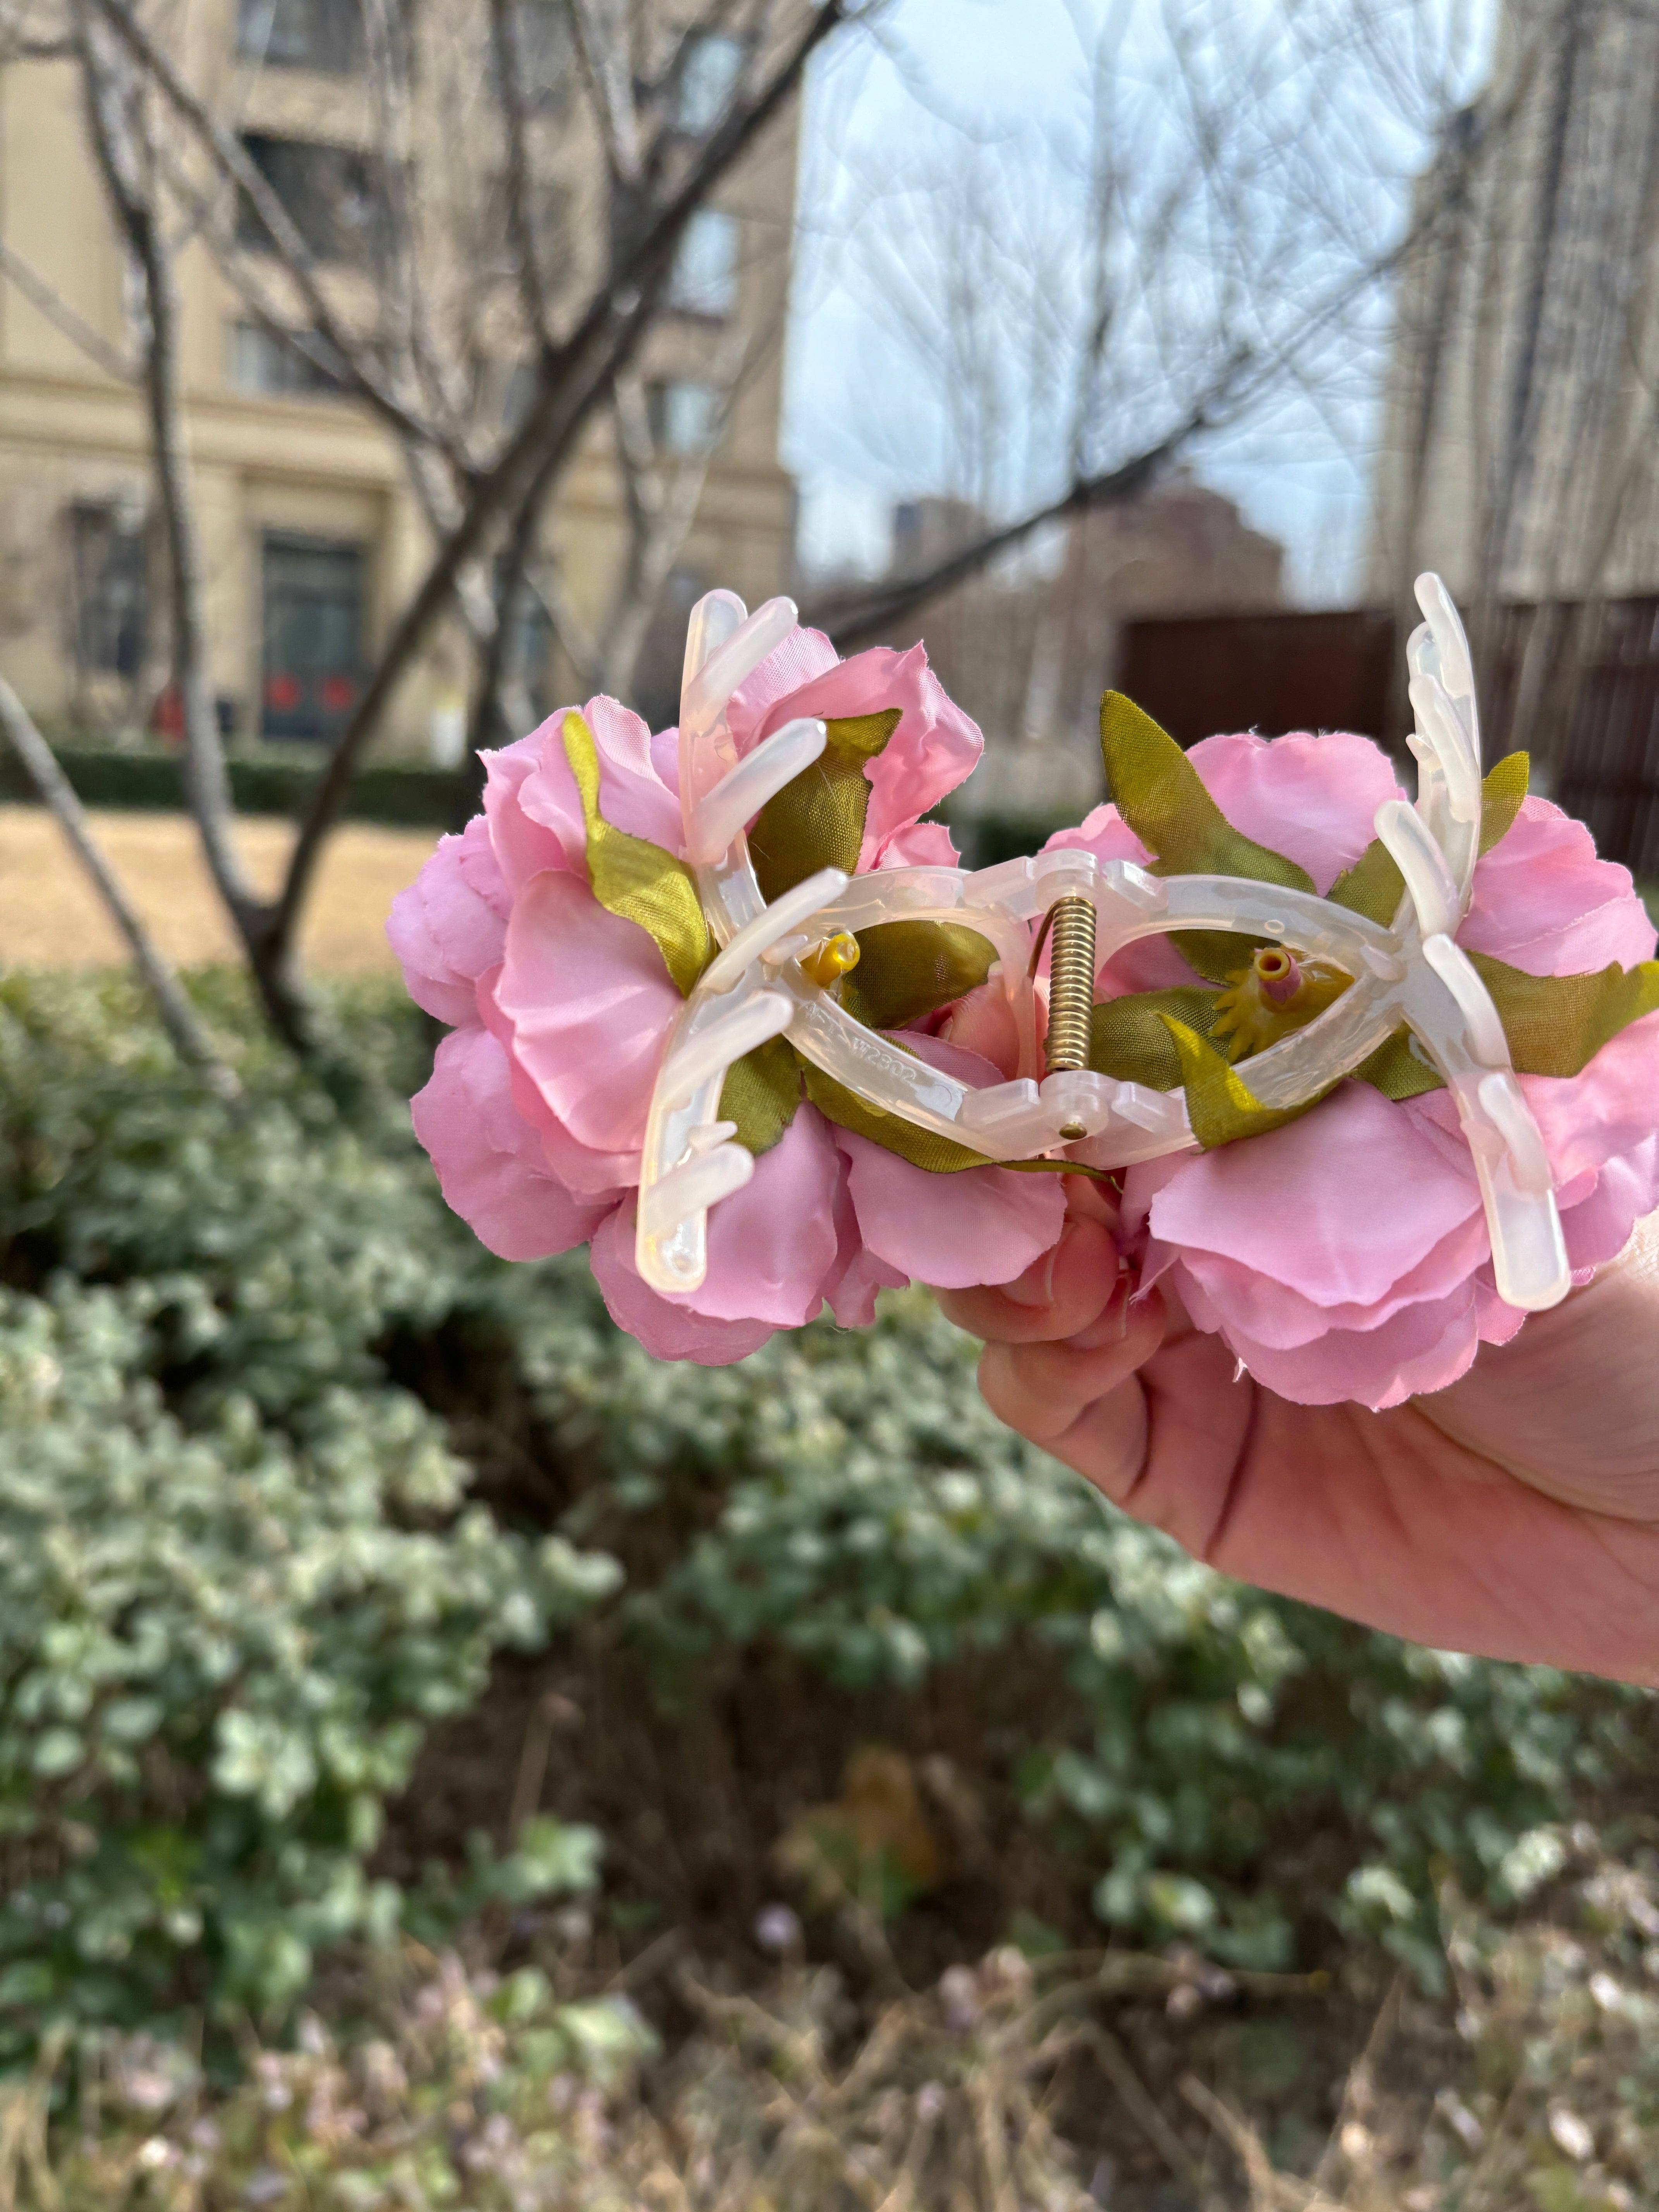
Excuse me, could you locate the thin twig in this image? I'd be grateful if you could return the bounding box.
[491,0,553,340]
[1073,2021,1209,2198]
[271,0,856,959]
[0,676,239,1096]
[87,0,453,464]
[76,10,276,1005]
[0,234,136,381]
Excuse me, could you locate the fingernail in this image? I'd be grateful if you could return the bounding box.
[1004,1232,1064,1308]
[1066,1274,1132,1352]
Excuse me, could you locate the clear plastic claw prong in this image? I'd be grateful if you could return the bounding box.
[637,575,1570,1318]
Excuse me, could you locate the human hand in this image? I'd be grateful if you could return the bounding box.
[935,1185,1659,1685]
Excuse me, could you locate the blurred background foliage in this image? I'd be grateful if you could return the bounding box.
[0,975,1654,2205]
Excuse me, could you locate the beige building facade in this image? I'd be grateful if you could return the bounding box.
[0,0,800,757]
[1366,0,1659,618]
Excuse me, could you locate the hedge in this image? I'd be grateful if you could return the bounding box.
[0,744,470,829]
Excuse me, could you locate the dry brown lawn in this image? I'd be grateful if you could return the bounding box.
[0,805,440,972]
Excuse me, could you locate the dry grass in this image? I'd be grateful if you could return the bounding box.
[0,807,439,973]
[12,1848,1659,2212]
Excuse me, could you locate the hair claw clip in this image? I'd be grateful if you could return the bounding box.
[637,573,1568,1317]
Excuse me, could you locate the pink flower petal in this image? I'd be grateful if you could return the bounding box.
[685,1105,844,1326]
[495,871,681,1155]
[412,1028,608,1262]
[584,693,686,854]
[1182,731,1403,893]
[834,1034,1066,1288]
[589,1206,777,1364]
[1558,1136,1659,1273]
[726,623,842,754]
[1461,798,1656,976]
[874,819,961,868]
[744,642,984,866]
[485,726,579,892]
[822,1170,907,1326]
[476,967,637,1196]
[1148,1080,1482,1310]
[1408,1012,1659,1190]
[1046,801,1152,867]
[457,812,512,916]
[1176,1205,1491,1350]
[1206,1276,1484,1411]
[387,817,509,1027]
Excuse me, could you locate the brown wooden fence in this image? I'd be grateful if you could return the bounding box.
[1116,598,1659,878]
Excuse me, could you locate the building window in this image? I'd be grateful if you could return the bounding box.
[668,209,739,319]
[236,0,363,74]
[69,501,146,678]
[228,323,347,399]
[674,33,744,134]
[647,379,720,456]
[237,134,385,269]
[261,535,367,743]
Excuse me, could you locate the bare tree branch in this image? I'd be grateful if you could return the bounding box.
[599,324,755,697]
[0,233,136,381]
[814,24,1539,657]
[270,0,857,963]
[809,405,1209,650]
[566,0,644,189]
[0,675,239,1096]
[76,11,261,916]
[88,0,458,467]
[491,0,553,341]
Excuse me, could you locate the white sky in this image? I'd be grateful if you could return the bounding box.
[782,0,1498,605]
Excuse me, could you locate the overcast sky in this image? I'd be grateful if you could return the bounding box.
[782,0,1498,604]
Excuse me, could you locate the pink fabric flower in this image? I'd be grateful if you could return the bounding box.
[391,639,1064,1364]
[1053,732,1659,1411]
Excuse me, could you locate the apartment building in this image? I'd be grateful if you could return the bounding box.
[1366,0,1659,616]
[0,0,800,754]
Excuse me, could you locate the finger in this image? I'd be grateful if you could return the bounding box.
[977,1285,1167,1483]
[935,1214,1121,1345]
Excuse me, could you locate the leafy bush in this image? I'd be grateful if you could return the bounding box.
[0,746,467,826]
[526,1271,1649,1986]
[0,971,1649,2056]
[0,977,617,2049]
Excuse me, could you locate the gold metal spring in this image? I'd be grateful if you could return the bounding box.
[1037,893,1097,1077]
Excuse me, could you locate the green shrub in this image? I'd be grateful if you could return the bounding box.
[0,971,1649,2048]
[0,745,467,827]
[527,1282,1648,1984]
[0,976,618,2049]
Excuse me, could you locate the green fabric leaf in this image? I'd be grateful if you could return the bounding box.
[803,1055,992,1174]
[746,705,997,1101]
[561,711,711,996]
[1479,752,1530,856]
[719,1037,801,1156]
[1099,692,1317,891]
[1326,841,1405,928]
[1089,987,1222,1092]
[1352,1027,1445,1101]
[1328,753,1532,927]
[1097,690,1318,986]
[1160,1017,1307,1148]
[841,921,997,1034]
[749,709,903,900]
[1100,690,1314,983]
[1470,951,1659,1077]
